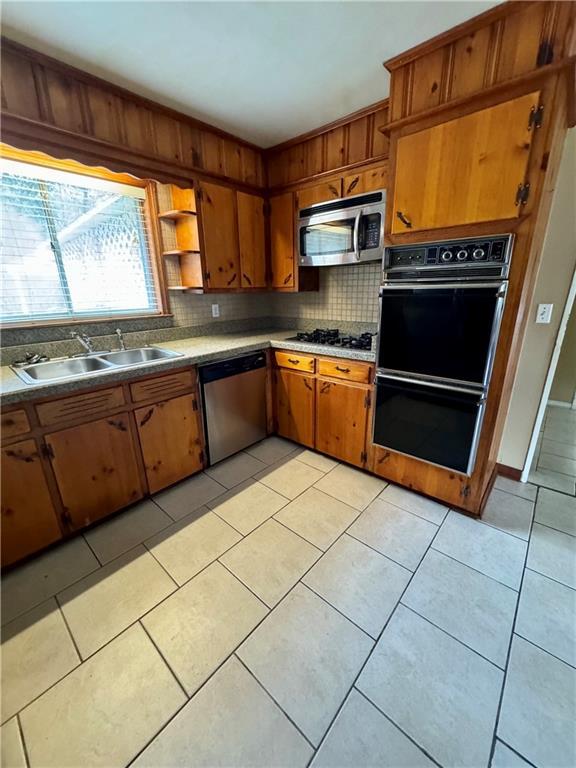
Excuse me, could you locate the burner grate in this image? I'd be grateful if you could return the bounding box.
[288,328,374,351]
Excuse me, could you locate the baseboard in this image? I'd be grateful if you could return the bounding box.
[547,399,573,409]
[495,463,522,481]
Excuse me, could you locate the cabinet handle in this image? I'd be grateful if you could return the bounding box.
[303,379,313,391]
[139,408,155,427]
[396,211,413,229]
[335,366,350,373]
[242,273,252,286]
[320,382,331,394]
[329,184,339,197]
[107,418,128,432]
[347,177,359,194]
[226,273,237,286]
[288,358,300,364]
[283,272,293,285]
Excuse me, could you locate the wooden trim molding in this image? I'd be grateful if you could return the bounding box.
[495,463,523,481]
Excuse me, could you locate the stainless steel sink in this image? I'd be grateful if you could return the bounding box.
[14,356,114,384]
[98,347,181,365]
[11,346,183,385]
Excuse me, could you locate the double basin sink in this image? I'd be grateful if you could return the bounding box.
[12,347,182,385]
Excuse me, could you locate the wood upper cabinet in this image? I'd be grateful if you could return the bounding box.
[135,393,203,494]
[391,91,541,234]
[315,379,370,467]
[270,192,295,289]
[275,368,315,448]
[1,439,62,567]
[45,413,144,530]
[295,180,342,210]
[198,181,241,289]
[237,191,267,288]
[343,165,388,197]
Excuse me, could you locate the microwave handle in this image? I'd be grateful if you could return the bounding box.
[353,211,362,261]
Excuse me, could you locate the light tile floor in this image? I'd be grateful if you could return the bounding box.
[529,404,576,494]
[1,440,575,768]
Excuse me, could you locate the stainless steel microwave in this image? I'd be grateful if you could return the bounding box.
[297,190,386,267]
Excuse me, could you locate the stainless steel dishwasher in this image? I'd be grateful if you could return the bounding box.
[199,352,268,465]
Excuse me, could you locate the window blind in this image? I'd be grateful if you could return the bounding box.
[1,159,160,324]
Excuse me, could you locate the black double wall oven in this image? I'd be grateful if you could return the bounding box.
[373,235,513,475]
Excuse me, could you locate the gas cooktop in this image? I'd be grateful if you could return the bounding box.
[287,328,375,351]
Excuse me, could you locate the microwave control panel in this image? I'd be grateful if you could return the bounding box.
[361,213,381,250]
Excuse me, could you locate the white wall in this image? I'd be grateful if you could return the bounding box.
[499,129,576,469]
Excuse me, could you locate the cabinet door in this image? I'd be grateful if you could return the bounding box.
[343,165,388,197]
[1,439,62,566]
[275,369,315,448]
[270,192,295,290]
[316,379,369,467]
[135,394,203,494]
[199,181,240,289]
[46,414,144,530]
[296,180,342,210]
[237,191,266,288]
[391,91,540,233]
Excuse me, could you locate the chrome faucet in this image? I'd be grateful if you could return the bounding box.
[115,328,126,351]
[70,331,95,354]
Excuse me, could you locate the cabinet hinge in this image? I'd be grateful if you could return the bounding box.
[192,398,198,411]
[364,391,371,409]
[204,271,211,281]
[528,104,544,130]
[515,182,530,207]
[41,442,55,460]
[461,484,471,498]
[360,450,368,464]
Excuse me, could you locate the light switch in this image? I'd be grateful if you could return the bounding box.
[536,303,553,324]
[211,303,220,318]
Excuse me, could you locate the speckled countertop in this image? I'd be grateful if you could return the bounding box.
[1,330,376,405]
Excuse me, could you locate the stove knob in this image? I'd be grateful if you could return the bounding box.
[472,248,485,260]
[440,250,453,262]
[456,249,468,261]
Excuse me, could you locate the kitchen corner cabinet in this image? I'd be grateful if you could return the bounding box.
[315,379,370,467]
[135,393,203,493]
[198,181,241,289]
[237,191,267,288]
[1,439,62,567]
[391,91,541,234]
[45,413,144,530]
[275,368,315,447]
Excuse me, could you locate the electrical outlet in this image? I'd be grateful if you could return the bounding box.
[211,303,220,318]
[536,303,553,324]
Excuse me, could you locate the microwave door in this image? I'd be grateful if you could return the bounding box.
[377,282,507,388]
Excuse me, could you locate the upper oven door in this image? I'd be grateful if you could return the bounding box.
[377,282,507,387]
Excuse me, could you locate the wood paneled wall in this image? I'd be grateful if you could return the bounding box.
[0,39,265,189]
[265,101,389,189]
[385,1,576,126]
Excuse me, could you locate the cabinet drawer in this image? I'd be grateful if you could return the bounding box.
[1,409,31,439]
[130,369,194,403]
[37,387,125,427]
[274,351,315,373]
[318,358,372,383]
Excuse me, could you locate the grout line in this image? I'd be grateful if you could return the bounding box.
[512,631,576,670]
[16,713,31,768]
[523,565,575,591]
[488,484,540,767]
[81,532,104,567]
[142,545,181,590]
[299,581,376,641]
[399,602,508,672]
[138,620,189,699]
[345,530,416,573]
[234,654,317,752]
[54,594,83,663]
[529,518,576,540]
[494,738,539,768]
[216,559,275,609]
[429,545,522,592]
[353,687,443,768]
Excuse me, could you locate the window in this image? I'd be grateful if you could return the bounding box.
[1,158,161,324]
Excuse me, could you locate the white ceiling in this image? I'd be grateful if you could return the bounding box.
[2,1,498,147]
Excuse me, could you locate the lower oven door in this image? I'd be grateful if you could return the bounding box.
[373,375,486,475]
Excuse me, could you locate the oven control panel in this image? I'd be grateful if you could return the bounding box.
[384,235,512,279]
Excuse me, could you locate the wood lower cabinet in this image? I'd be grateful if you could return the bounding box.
[275,368,315,447]
[315,379,370,467]
[391,91,540,233]
[45,413,144,530]
[135,393,203,493]
[1,439,62,567]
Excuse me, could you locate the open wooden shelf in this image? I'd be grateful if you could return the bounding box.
[158,209,197,221]
[167,286,204,293]
[162,249,201,257]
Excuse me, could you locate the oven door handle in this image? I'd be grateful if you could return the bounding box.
[376,372,486,398]
[353,211,362,260]
[380,282,506,292]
